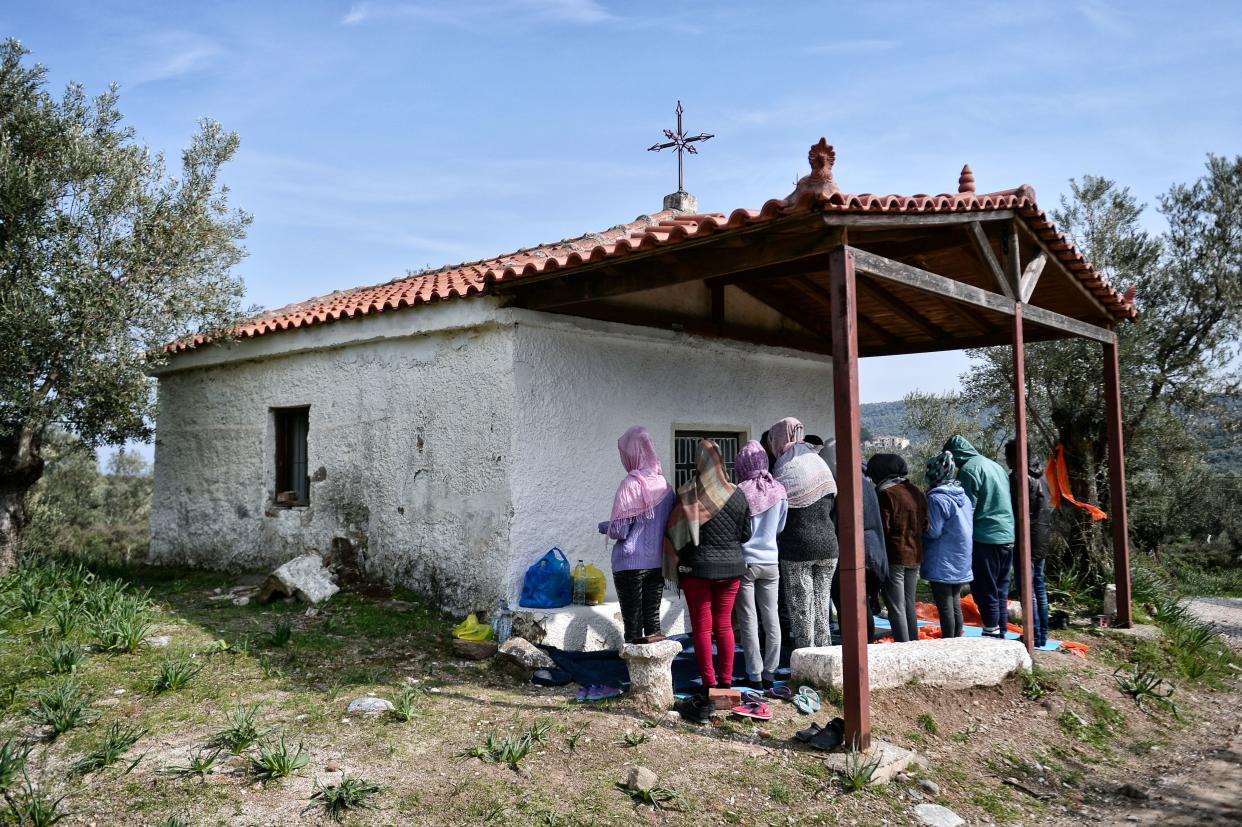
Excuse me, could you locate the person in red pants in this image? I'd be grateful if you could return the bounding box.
[665,439,751,692]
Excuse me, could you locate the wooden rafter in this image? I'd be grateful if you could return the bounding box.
[1019,253,1048,303]
[968,221,1014,299]
[856,276,950,341]
[1011,219,1110,317]
[786,275,903,348]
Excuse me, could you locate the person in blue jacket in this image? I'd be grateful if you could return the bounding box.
[921,451,974,638]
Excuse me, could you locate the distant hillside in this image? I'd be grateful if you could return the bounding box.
[861,396,1241,474]
[860,400,907,438]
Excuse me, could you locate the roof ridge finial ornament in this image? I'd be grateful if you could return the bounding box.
[784,138,840,204]
[958,164,976,194]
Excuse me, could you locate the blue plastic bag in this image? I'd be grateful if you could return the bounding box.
[519,547,572,609]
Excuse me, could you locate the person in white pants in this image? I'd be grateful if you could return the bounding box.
[733,440,788,689]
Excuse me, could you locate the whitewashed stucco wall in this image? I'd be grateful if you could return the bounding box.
[149,302,517,614]
[507,312,834,603]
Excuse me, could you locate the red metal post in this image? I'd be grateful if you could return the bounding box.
[1012,304,1035,655]
[829,246,870,751]
[1104,337,1133,627]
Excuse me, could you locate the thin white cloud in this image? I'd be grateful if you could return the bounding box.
[129,31,221,86]
[340,0,616,28]
[801,38,899,56]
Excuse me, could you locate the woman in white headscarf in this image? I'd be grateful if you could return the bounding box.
[769,417,839,649]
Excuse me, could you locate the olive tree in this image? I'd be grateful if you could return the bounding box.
[0,40,250,571]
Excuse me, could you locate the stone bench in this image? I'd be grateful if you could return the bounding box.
[791,637,1032,691]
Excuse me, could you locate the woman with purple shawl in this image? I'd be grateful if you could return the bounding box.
[734,441,788,689]
[598,426,675,644]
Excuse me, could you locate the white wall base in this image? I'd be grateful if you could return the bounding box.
[511,599,689,652]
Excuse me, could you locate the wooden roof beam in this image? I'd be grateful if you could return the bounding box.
[1011,219,1110,317]
[968,221,1015,300]
[847,246,1114,343]
[784,275,904,349]
[856,276,950,341]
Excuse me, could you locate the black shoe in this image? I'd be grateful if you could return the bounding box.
[808,718,846,751]
[762,679,774,691]
[674,694,714,724]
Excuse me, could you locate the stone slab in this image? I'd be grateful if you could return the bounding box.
[511,598,688,652]
[791,636,1032,691]
[820,739,923,785]
[259,554,339,605]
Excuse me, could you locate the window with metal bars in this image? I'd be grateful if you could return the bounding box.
[273,407,310,506]
[673,430,745,488]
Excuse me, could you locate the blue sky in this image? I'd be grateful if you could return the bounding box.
[7,0,1242,420]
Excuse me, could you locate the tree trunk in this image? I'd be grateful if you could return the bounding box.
[0,426,46,574]
[1050,413,1111,582]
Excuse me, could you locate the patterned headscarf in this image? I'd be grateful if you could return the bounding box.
[925,450,957,488]
[735,440,787,515]
[610,426,670,525]
[665,440,737,558]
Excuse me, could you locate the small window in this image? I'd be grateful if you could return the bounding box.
[273,407,310,506]
[673,429,745,488]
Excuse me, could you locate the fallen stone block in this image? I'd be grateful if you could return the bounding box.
[497,637,556,671]
[914,803,964,827]
[623,766,659,792]
[347,697,394,715]
[259,554,339,605]
[452,638,498,660]
[791,636,1032,691]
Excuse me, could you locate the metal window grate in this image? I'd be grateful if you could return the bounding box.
[274,407,310,505]
[673,430,743,488]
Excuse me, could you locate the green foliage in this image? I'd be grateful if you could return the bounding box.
[30,678,93,736]
[269,616,293,648]
[150,656,203,693]
[458,729,536,771]
[249,733,310,781]
[214,704,264,754]
[40,640,85,675]
[309,776,382,823]
[162,747,220,780]
[0,738,33,791]
[390,686,423,722]
[47,600,80,638]
[916,713,938,735]
[0,37,250,567]
[619,783,681,811]
[1113,665,1179,718]
[4,773,70,826]
[1021,664,1061,700]
[72,721,147,774]
[837,748,882,792]
[621,730,648,747]
[565,724,588,751]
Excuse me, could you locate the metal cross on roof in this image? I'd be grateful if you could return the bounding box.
[647,100,713,193]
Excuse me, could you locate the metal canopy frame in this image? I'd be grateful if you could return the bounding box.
[500,210,1134,751]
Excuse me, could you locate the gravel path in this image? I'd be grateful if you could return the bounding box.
[1095,596,1242,826]
[1186,597,1242,648]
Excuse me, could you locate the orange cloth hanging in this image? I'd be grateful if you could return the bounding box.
[1045,444,1108,521]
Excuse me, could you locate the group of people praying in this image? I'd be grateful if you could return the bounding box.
[600,419,1053,692]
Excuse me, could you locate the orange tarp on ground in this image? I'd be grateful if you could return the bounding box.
[872,599,1088,656]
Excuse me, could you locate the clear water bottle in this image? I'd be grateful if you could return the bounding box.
[493,600,512,644]
[572,560,588,606]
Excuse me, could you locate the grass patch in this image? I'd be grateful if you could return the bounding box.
[214,703,264,754]
[1021,663,1060,700]
[162,747,221,781]
[72,721,147,775]
[4,773,71,826]
[837,749,881,793]
[30,678,94,737]
[0,738,33,791]
[268,616,293,648]
[249,733,310,781]
[308,776,382,823]
[40,640,85,675]
[149,656,203,694]
[916,713,938,735]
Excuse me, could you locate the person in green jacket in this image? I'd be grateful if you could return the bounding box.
[943,435,1015,638]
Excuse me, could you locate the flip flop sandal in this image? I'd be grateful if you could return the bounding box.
[587,685,622,701]
[766,685,794,701]
[738,690,765,704]
[808,717,846,752]
[731,701,772,721]
[794,722,823,742]
[793,686,821,715]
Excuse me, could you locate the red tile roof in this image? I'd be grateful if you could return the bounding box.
[167,145,1136,354]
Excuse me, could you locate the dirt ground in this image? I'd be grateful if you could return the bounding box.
[2,566,1240,826]
[1089,597,1242,827]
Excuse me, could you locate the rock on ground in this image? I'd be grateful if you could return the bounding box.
[259,554,339,605]
[347,697,394,715]
[497,637,556,671]
[914,803,964,827]
[624,766,659,792]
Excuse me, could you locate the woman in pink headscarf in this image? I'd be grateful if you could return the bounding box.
[734,440,788,689]
[598,426,675,644]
